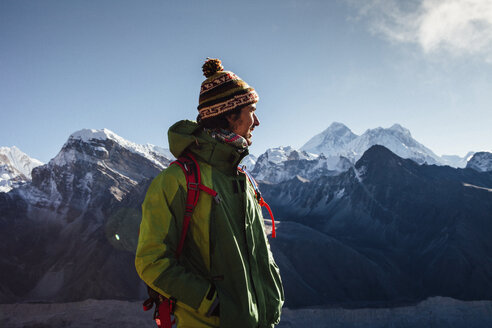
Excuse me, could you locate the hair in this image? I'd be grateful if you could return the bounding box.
[197,105,243,130]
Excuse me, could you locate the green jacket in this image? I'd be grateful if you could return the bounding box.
[135,120,284,328]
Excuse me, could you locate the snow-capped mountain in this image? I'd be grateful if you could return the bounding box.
[348,124,441,164]
[301,122,358,157]
[28,128,172,214]
[240,154,257,171]
[440,152,476,168]
[253,122,440,183]
[65,129,170,169]
[251,146,351,184]
[261,145,492,307]
[0,128,173,302]
[251,123,449,184]
[302,123,441,165]
[466,152,492,172]
[2,128,492,310]
[0,146,43,192]
[257,146,318,164]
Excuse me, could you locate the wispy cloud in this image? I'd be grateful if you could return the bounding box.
[349,0,492,62]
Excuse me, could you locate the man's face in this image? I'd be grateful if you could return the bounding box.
[227,104,260,146]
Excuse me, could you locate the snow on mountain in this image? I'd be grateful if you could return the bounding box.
[0,165,19,193]
[466,151,492,172]
[301,123,441,165]
[260,145,492,307]
[0,129,173,302]
[441,151,475,168]
[66,129,170,169]
[144,144,174,161]
[253,121,445,184]
[26,128,172,212]
[301,122,357,156]
[251,146,349,183]
[0,146,43,179]
[349,124,441,164]
[240,154,257,170]
[0,146,43,192]
[261,146,318,164]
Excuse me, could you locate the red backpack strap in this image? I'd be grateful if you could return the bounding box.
[238,166,276,238]
[171,153,220,258]
[144,154,220,328]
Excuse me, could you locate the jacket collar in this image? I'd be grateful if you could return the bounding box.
[168,120,249,175]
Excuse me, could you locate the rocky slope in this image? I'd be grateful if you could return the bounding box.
[1,129,491,311]
[262,145,492,307]
[0,129,171,302]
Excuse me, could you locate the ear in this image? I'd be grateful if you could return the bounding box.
[225,112,238,131]
[225,113,235,126]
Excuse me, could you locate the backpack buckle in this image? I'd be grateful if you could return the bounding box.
[188,182,199,191]
[213,194,221,204]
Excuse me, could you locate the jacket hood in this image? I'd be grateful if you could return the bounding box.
[168,120,248,174]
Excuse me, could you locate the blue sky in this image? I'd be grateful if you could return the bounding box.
[1,0,492,163]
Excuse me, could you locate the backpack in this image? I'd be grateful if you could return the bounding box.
[142,152,275,328]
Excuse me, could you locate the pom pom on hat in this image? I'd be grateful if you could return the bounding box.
[202,58,224,78]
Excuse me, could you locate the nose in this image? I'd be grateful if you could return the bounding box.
[253,113,260,126]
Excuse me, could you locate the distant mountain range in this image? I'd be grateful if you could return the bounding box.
[261,145,492,307]
[251,146,351,184]
[301,122,442,165]
[249,122,486,184]
[1,124,491,308]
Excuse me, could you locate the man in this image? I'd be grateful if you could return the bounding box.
[135,58,284,328]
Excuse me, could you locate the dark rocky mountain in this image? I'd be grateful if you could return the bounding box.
[2,129,492,311]
[0,130,170,302]
[263,145,492,307]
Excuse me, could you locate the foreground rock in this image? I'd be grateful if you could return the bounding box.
[1,297,491,328]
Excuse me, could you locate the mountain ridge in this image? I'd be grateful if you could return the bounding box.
[301,122,441,165]
[1,128,491,309]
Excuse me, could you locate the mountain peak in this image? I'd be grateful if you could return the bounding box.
[355,144,405,170]
[69,128,126,144]
[363,123,411,137]
[301,122,357,155]
[0,146,43,178]
[327,122,350,131]
[466,151,492,172]
[62,128,171,169]
[389,123,411,136]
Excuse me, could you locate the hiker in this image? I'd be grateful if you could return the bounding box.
[135,58,284,328]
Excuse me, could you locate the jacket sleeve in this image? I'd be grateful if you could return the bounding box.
[135,167,217,315]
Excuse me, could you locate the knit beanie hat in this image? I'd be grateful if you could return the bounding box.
[198,58,259,120]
